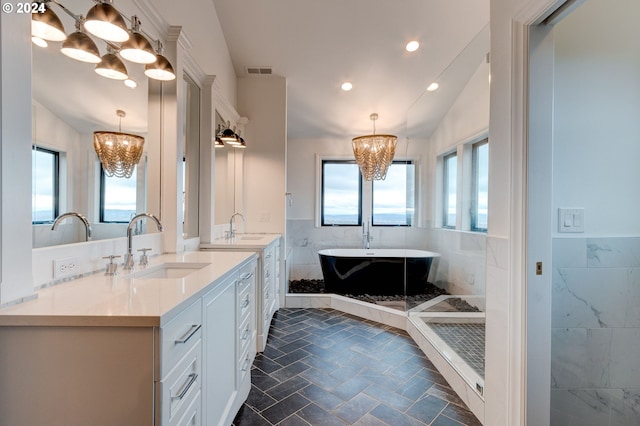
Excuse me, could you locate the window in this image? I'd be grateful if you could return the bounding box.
[32,146,59,223]
[321,160,362,225]
[471,139,489,231]
[320,159,416,227]
[442,152,457,228]
[372,161,415,226]
[100,166,138,223]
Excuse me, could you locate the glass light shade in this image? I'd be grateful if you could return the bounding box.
[144,54,176,81]
[84,3,129,42]
[31,6,66,41]
[61,31,101,63]
[124,79,137,88]
[120,32,157,64]
[93,131,144,178]
[32,36,48,48]
[233,138,247,149]
[214,138,225,148]
[95,53,128,80]
[352,134,398,180]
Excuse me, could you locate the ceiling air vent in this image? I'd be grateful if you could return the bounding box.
[246,66,273,75]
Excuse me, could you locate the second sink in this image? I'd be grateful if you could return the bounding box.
[130,262,210,280]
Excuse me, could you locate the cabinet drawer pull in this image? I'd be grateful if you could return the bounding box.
[174,324,201,345]
[240,296,250,309]
[172,373,198,400]
[265,270,270,278]
[241,326,250,341]
[241,357,251,372]
[240,272,254,281]
[265,253,272,259]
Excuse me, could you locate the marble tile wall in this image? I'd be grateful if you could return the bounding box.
[286,219,487,298]
[551,237,640,425]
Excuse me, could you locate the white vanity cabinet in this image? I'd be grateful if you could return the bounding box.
[203,260,256,426]
[0,251,258,426]
[200,234,282,352]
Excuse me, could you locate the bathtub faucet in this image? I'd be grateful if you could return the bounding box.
[363,220,372,249]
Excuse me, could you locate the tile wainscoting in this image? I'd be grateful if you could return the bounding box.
[551,237,640,425]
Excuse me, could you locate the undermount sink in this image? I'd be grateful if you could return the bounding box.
[130,262,210,280]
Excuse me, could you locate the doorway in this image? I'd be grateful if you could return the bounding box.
[527,0,640,424]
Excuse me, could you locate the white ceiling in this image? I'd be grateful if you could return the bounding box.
[211,0,489,139]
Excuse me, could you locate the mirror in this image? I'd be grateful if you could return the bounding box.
[182,74,200,238]
[31,0,150,248]
[213,111,244,225]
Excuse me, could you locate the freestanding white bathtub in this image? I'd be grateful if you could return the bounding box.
[318,249,440,296]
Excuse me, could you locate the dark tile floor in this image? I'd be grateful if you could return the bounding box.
[233,308,482,426]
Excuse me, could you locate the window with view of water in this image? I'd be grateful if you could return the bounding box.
[32,146,59,223]
[443,152,457,228]
[372,161,415,226]
[321,160,362,226]
[100,166,137,223]
[471,139,488,231]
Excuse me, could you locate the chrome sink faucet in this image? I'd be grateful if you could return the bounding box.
[51,212,92,241]
[227,212,245,240]
[123,213,163,270]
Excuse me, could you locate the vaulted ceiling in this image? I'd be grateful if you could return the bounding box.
[211,0,489,140]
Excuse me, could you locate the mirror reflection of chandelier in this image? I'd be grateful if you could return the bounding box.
[94,110,144,178]
[352,113,398,180]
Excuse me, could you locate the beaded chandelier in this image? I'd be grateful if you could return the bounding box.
[93,110,144,178]
[352,113,397,180]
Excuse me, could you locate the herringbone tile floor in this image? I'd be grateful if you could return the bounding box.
[233,308,482,426]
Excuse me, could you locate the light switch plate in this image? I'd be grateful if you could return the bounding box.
[558,208,584,233]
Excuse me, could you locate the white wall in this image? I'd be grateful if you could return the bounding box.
[552,0,640,237]
[0,12,33,305]
[237,77,287,235]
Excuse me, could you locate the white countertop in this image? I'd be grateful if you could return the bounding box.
[0,251,257,328]
[200,233,281,250]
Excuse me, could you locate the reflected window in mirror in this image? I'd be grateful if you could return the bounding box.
[471,139,489,232]
[99,165,139,223]
[32,146,60,224]
[442,152,457,229]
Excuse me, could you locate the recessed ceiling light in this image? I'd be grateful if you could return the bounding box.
[426,82,439,92]
[341,82,353,91]
[406,41,420,52]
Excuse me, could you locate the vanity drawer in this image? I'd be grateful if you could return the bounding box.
[159,340,202,425]
[161,300,202,378]
[174,390,201,426]
[237,344,254,386]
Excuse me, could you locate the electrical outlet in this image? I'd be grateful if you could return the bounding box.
[53,257,79,279]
